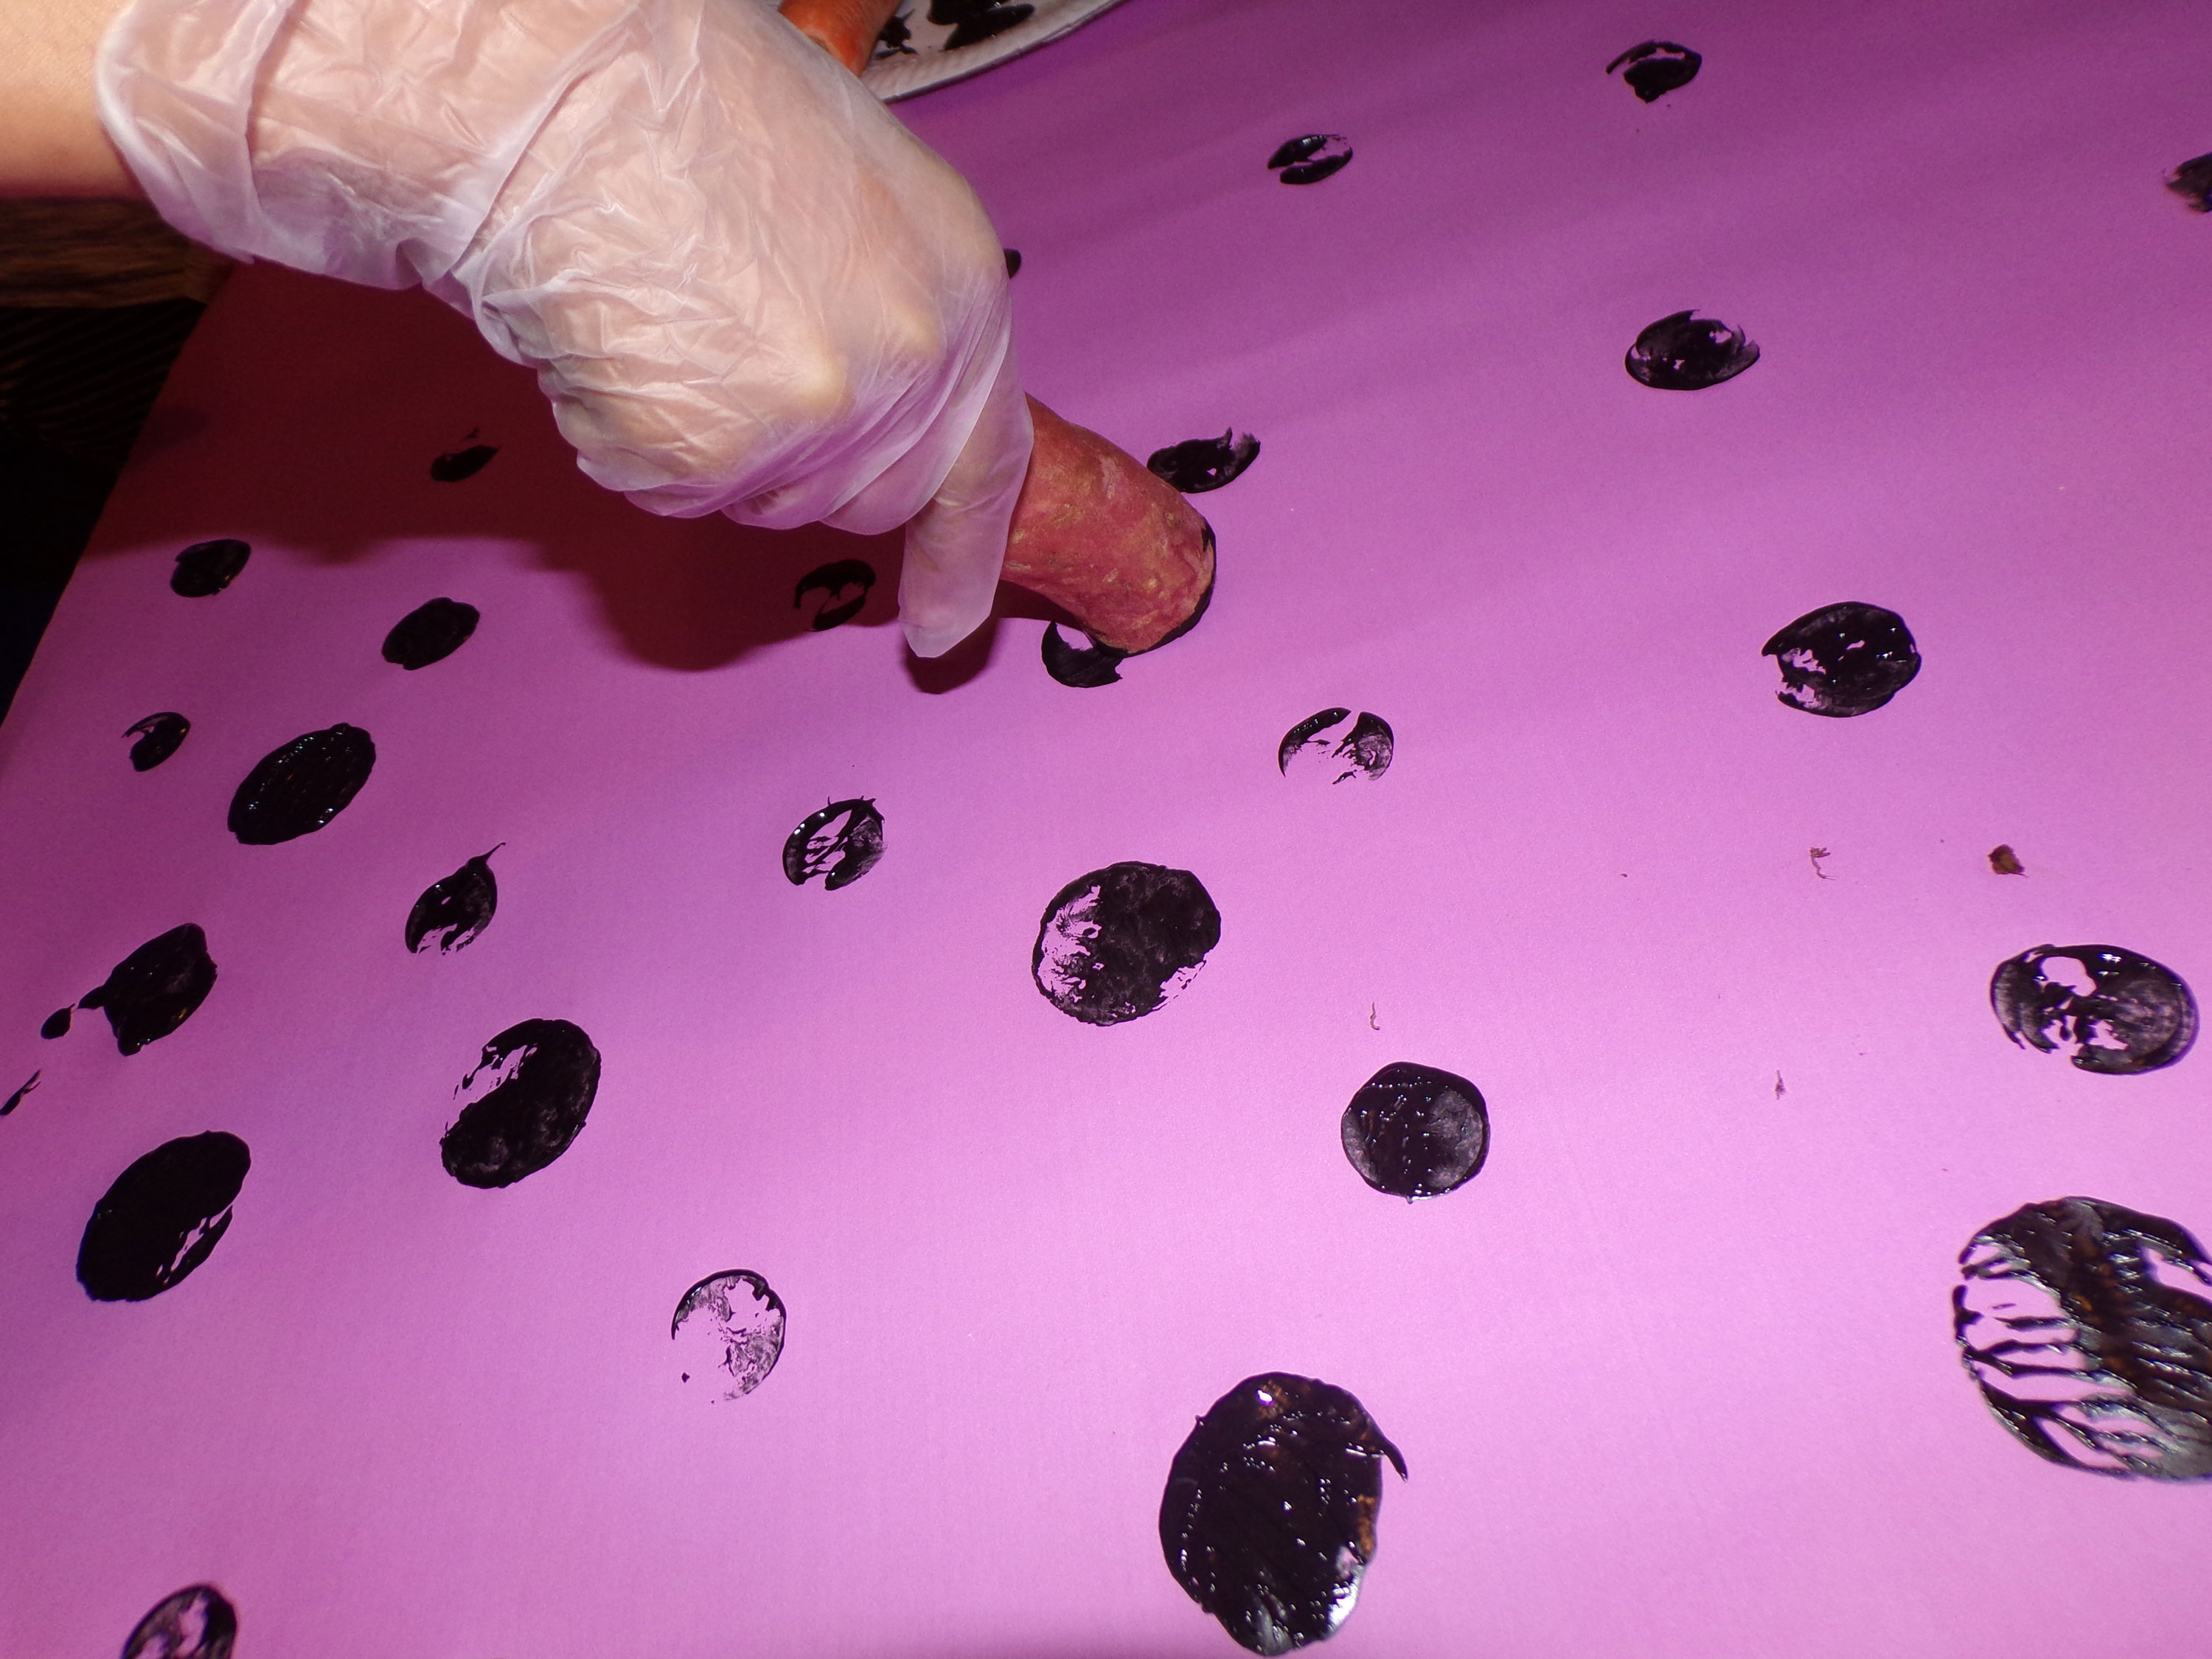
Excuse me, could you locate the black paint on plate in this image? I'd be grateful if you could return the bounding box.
[2166,153,2212,212]
[406,846,501,953]
[122,1584,239,1659]
[1625,310,1758,389]
[441,1018,602,1188]
[783,799,884,890]
[1267,134,1352,185]
[1,1071,35,1116]
[429,442,498,482]
[382,597,480,669]
[793,559,876,630]
[1342,1062,1489,1199]
[1033,861,1220,1026]
[229,723,375,843]
[1606,40,1701,102]
[931,0,1033,48]
[170,538,249,597]
[1147,431,1260,494]
[77,1131,250,1301]
[1991,945,2197,1075]
[1761,602,1919,717]
[1956,1197,2212,1478]
[1161,1373,1405,1655]
[79,923,217,1055]
[1278,709,1392,782]
[672,1269,787,1399]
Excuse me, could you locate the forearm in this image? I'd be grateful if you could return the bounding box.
[0,0,139,195]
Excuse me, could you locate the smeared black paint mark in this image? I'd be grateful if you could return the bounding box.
[78,924,217,1056]
[794,559,876,630]
[1003,248,1022,277]
[930,0,1032,48]
[1956,1197,2212,1478]
[229,723,375,844]
[875,7,915,55]
[429,443,498,482]
[1267,134,1353,185]
[1148,431,1259,494]
[1991,945,2197,1075]
[672,1269,787,1399]
[1341,1062,1489,1200]
[1989,844,2026,876]
[1761,602,1919,717]
[42,1006,72,1039]
[170,538,248,597]
[122,1584,238,1659]
[783,799,884,890]
[1278,709,1393,783]
[441,1018,602,1188]
[1161,1374,1405,1655]
[1606,40,1700,102]
[1626,310,1758,389]
[1808,846,1832,880]
[1,1072,35,1116]
[382,597,480,669]
[2166,153,2212,212]
[406,846,501,953]
[1043,522,1216,688]
[1034,861,1220,1025]
[126,712,189,771]
[77,1131,249,1301]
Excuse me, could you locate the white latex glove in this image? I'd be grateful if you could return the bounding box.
[96,0,1032,657]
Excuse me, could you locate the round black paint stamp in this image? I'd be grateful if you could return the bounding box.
[1032,861,1220,1025]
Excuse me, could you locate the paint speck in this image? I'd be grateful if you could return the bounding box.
[1147,431,1260,494]
[382,597,480,669]
[406,847,501,953]
[1033,862,1220,1026]
[1368,1004,1380,1032]
[78,924,217,1055]
[1762,602,1920,717]
[783,799,884,890]
[1991,945,2197,1075]
[1341,1062,1489,1200]
[441,1018,602,1188]
[1,1072,36,1116]
[672,1270,787,1400]
[793,560,876,630]
[125,712,190,771]
[170,538,248,597]
[1267,133,1353,185]
[1626,311,1758,389]
[1774,1071,1786,1099]
[122,1585,238,1659]
[429,442,498,482]
[1606,40,1701,102]
[1989,844,2026,876]
[77,1131,250,1302]
[41,1006,72,1039]
[229,723,375,844]
[1279,709,1394,782]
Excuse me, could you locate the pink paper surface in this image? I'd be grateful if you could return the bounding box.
[6,0,2212,1652]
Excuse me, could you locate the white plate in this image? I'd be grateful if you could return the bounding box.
[861,0,1130,100]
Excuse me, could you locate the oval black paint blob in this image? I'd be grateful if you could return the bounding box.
[1955,1197,2212,1478]
[429,442,498,482]
[1148,431,1260,494]
[440,1018,602,1189]
[122,1584,239,1659]
[794,559,877,631]
[1625,310,1759,389]
[1991,945,2197,1075]
[1267,133,1352,185]
[125,711,190,771]
[406,846,501,953]
[1342,1062,1489,1200]
[783,799,884,890]
[229,723,375,844]
[42,1004,72,1038]
[1278,709,1393,783]
[1034,862,1220,1026]
[77,1131,250,1302]
[170,538,249,597]
[1606,40,1701,102]
[672,1269,787,1400]
[2166,153,2212,212]
[80,923,217,1055]
[1761,602,1920,717]
[1161,1374,1406,1655]
[382,597,480,669]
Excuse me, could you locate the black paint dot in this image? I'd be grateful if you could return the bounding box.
[229,723,375,844]
[429,442,498,482]
[1033,862,1220,1026]
[77,1131,250,1302]
[1161,1373,1406,1655]
[125,711,190,771]
[170,538,249,598]
[78,923,217,1056]
[382,597,480,669]
[2167,153,2212,212]
[122,1584,238,1659]
[1606,40,1701,102]
[42,1005,72,1039]
[1003,248,1022,277]
[783,799,884,890]
[1625,310,1759,389]
[440,1018,602,1189]
[1,1071,35,1116]
[1267,133,1353,185]
[931,0,1032,48]
[1342,1062,1489,1199]
[406,846,501,953]
[1761,602,1920,717]
[1278,709,1394,782]
[672,1270,787,1400]
[793,560,877,631]
[1991,945,2197,1075]
[1956,1197,2212,1478]
[1147,431,1260,494]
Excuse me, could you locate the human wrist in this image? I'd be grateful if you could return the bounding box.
[0,0,142,195]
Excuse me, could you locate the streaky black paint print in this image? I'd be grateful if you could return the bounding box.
[2166,153,2212,212]
[672,1269,787,1399]
[1034,861,1220,1026]
[1278,709,1393,782]
[42,1005,72,1038]
[1606,40,1701,102]
[1955,1197,2212,1478]
[1761,602,1919,717]
[78,924,218,1055]
[1003,248,1022,277]
[406,846,501,953]
[1625,310,1758,389]
[126,712,190,771]
[122,1584,239,1659]
[783,799,884,890]
[170,538,249,597]
[1991,945,2197,1075]
[229,723,375,844]
[1147,431,1260,494]
[1342,1062,1489,1200]
[1,1072,35,1116]
[1267,134,1353,185]
[77,1131,250,1301]
[382,597,480,669]
[793,559,876,630]
[429,442,498,482]
[930,0,1032,49]
[1161,1374,1405,1655]
[441,1018,602,1189]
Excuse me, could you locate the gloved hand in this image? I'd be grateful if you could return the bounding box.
[96,0,1032,657]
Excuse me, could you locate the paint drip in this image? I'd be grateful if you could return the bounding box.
[672,1270,787,1399]
[1990,945,2197,1074]
[77,1131,250,1301]
[406,847,501,953]
[1033,861,1220,1025]
[441,1018,602,1188]
[1761,602,1920,717]
[1341,1062,1489,1199]
[229,724,375,843]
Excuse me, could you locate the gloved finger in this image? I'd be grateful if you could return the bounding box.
[896,341,1032,658]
